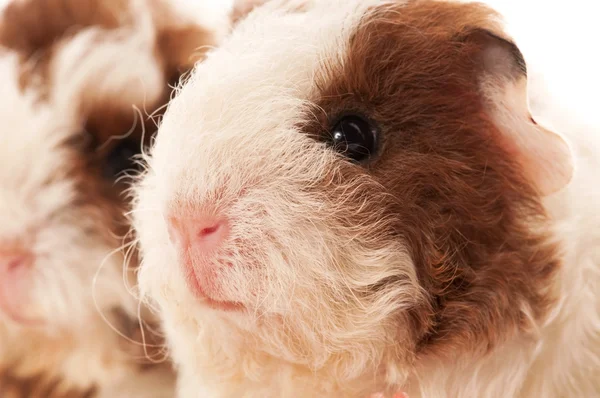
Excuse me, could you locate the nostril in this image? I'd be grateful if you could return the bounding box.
[198,223,221,238]
[0,251,33,272]
[194,219,229,248]
[7,257,25,270]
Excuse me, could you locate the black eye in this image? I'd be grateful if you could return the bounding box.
[329,114,377,162]
[103,140,141,178]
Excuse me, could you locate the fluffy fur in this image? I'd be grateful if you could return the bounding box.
[0,0,227,395]
[132,0,600,397]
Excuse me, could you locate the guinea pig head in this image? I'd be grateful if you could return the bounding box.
[134,0,573,382]
[0,9,168,337]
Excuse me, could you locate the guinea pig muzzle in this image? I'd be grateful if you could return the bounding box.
[0,248,43,325]
[166,214,245,312]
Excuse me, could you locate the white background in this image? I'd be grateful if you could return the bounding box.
[485,0,599,122]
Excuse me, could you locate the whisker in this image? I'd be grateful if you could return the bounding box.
[97,108,139,152]
[123,206,162,217]
[92,243,164,350]
[136,300,170,364]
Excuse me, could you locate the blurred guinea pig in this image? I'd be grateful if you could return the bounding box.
[0,0,229,396]
[132,0,600,397]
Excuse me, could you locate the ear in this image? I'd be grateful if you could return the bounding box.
[466,29,574,196]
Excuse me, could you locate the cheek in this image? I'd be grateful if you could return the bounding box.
[226,188,411,310]
[27,225,126,324]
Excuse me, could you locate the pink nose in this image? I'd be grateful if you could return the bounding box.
[0,249,35,323]
[167,215,229,255]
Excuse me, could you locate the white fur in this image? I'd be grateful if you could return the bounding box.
[133,1,600,397]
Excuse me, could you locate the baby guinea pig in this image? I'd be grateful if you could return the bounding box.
[132,0,599,397]
[0,0,229,396]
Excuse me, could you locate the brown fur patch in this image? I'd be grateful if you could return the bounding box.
[147,0,220,77]
[305,0,560,357]
[0,0,132,92]
[156,25,216,77]
[0,0,129,56]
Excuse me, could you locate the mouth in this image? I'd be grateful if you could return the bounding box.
[184,262,246,312]
[0,289,45,327]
